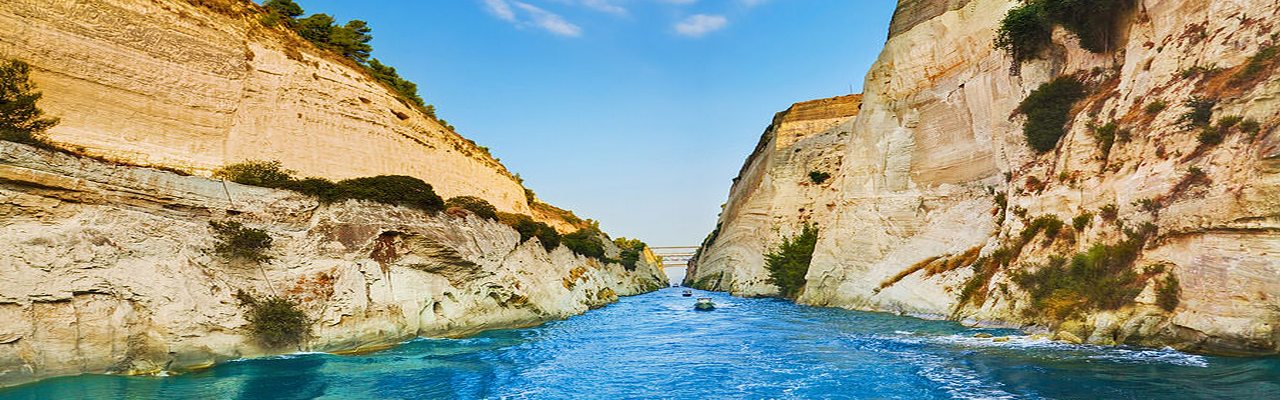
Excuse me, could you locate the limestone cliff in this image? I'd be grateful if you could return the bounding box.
[0,141,667,387]
[691,0,1280,355]
[686,95,860,295]
[0,0,532,215]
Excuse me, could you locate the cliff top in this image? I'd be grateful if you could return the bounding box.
[779,94,863,123]
[888,0,975,39]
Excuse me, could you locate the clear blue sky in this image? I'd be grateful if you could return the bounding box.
[291,0,896,246]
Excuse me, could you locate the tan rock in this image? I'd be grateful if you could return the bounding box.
[1055,331,1084,345]
[0,0,532,216]
[694,0,1280,354]
[0,142,667,387]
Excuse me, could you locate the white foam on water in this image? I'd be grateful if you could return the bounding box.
[925,334,1209,368]
[853,333,1022,399]
[896,350,1021,400]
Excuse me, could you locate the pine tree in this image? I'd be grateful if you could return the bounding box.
[0,59,59,148]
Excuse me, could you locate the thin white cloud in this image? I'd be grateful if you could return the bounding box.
[658,0,697,4]
[674,14,727,37]
[739,0,767,7]
[512,2,583,37]
[483,0,583,37]
[581,0,627,15]
[483,0,516,21]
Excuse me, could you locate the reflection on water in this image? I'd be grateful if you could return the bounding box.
[4,288,1279,399]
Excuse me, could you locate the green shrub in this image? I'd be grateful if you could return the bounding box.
[614,237,648,271]
[1155,274,1180,312]
[562,228,606,259]
[367,59,427,110]
[215,161,444,212]
[808,170,831,184]
[1231,46,1278,85]
[498,212,561,251]
[0,59,60,149]
[1099,204,1118,220]
[1018,77,1086,152]
[763,225,819,300]
[1011,237,1147,319]
[1240,118,1262,136]
[445,196,497,220]
[333,175,444,212]
[1197,125,1224,145]
[214,160,297,188]
[1091,121,1118,156]
[210,221,273,262]
[1072,212,1093,231]
[235,291,310,348]
[1023,215,1065,241]
[994,1,1052,61]
[278,177,340,199]
[1040,0,1135,53]
[994,0,1134,60]
[1218,115,1243,128]
[1178,97,1215,129]
[1144,100,1167,115]
[1135,198,1160,213]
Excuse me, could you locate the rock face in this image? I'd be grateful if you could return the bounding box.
[691,0,1280,355]
[685,95,860,295]
[0,0,531,215]
[0,142,667,387]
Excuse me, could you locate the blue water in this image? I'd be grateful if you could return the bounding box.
[4,287,1279,399]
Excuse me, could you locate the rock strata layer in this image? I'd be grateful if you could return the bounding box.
[0,142,667,387]
[0,0,531,214]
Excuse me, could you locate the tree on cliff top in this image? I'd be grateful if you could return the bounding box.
[0,59,59,149]
[764,225,819,300]
[264,0,304,19]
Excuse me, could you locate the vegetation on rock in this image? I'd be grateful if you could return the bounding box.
[1144,100,1167,115]
[1178,97,1216,130]
[808,170,831,184]
[1017,77,1086,153]
[1231,46,1277,86]
[235,290,311,348]
[1072,212,1093,232]
[764,225,819,300]
[214,161,444,212]
[260,1,434,117]
[1010,225,1156,319]
[562,228,607,259]
[498,212,561,252]
[0,59,59,149]
[446,196,498,220]
[995,0,1135,60]
[213,160,295,187]
[613,237,649,271]
[994,1,1052,62]
[210,221,274,262]
[1156,274,1181,312]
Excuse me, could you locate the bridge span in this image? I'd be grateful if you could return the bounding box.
[649,246,699,268]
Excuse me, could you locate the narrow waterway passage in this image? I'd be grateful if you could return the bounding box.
[5,287,1279,399]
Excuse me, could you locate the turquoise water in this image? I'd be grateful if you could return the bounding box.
[4,287,1279,399]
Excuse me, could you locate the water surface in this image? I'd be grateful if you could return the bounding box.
[5,288,1279,399]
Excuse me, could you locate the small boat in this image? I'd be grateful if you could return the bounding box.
[694,297,715,311]
[682,290,693,297]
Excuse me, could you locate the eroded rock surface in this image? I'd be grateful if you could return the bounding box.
[690,0,1280,355]
[0,142,667,387]
[0,0,531,214]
